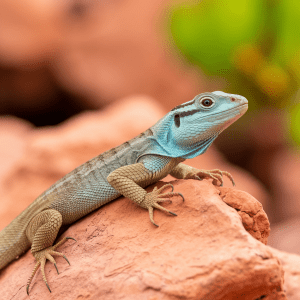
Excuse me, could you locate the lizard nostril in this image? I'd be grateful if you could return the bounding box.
[231,97,236,102]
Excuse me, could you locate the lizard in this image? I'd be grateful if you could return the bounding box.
[0,91,248,294]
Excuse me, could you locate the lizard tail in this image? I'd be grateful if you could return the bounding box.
[0,214,31,270]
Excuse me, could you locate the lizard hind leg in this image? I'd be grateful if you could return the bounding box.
[25,209,76,294]
[26,237,75,294]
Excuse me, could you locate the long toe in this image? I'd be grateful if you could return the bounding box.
[27,237,76,294]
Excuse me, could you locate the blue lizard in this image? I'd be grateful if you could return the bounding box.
[0,91,248,293]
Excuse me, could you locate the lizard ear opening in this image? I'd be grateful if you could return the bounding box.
[174,114,180,128]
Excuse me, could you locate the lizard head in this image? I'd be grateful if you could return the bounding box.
[150,91,248,159]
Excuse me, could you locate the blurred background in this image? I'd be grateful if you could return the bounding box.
[0,0,300,253]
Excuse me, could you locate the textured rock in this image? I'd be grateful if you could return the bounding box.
[218,187,270,245]
[0,179,285,299]
[269,247,300,300]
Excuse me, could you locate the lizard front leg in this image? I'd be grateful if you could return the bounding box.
[170,163,235,186]
[25,209,75,294]
[107,159,184,227]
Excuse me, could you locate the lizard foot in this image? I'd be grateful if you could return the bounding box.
[185,169,235,187]
[26,237,76,295]
[141,183,184,227]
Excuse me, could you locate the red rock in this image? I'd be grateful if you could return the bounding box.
[0,180,285,299]
[0,116,32,181]
[269,148,300,221]
[54,0,201,109]
[0,117,32,223]
[270,247,300,300]
[268,218,300,256]
[218,187,270,245]
[263,147,300,255]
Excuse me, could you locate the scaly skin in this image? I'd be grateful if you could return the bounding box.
[0,91,248,294]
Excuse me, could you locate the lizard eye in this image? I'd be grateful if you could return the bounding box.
[174,114,180,127]
[200,97,215,108]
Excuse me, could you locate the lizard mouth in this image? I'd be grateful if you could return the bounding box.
[238,103,248,115]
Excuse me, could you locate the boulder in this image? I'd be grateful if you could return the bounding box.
[0,179,285,299]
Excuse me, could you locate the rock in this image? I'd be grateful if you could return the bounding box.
[268,217,300,256]
[0,179,285,299]
[0,116,32,181]
[265,148,300,255]
[270,148,300,222]
[54,0,201,110]
[0,117,32,221]
[217,187,270,245]
[269,247,300,300]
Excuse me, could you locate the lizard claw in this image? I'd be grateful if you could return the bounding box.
[186,169,235,186]
[208,169,235,186]
[156,183,174,193]
[54,263,59,274]
[26,236,76,295]
[142,184,183,227]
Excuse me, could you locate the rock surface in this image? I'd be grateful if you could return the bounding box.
[269,247,300,300]
[269,217,300,256]
[0,179,285,299]
[218,187,270,245]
